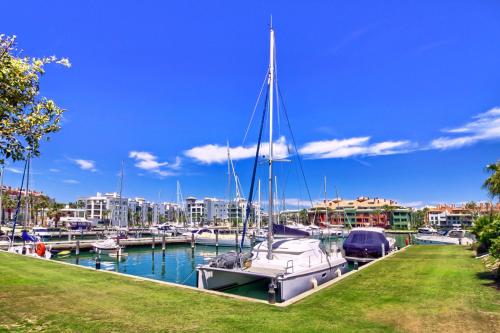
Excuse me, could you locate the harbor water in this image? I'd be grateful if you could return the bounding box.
[54,233,411,301]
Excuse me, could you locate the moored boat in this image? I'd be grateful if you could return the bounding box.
[197,23,348,302]
[417,226,437,234]
[414,229,473,245]
[198,238,347,301]
[91,238,122,254]
[342,227,396,262]
[187,228,251,247]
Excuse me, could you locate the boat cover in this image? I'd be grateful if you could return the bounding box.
[21,230,38,242]
[272,224,310,237]
[343,230,389,258]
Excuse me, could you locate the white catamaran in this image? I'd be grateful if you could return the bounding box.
[197,23,348,302]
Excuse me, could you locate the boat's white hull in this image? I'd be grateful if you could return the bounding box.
[195,236,251,247]
[93,246,120,254]
[414,236,472,245]
[197,259,348,301]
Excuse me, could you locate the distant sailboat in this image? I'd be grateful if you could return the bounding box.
[197,23,347,302]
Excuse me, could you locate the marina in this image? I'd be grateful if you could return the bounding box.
[35,232,410,302]
[1,1,499,331]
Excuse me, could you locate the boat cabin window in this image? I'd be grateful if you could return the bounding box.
[447,230,463,238]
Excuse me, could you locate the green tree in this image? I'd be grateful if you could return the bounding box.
[299,209,308,224]
[483,161,500,202]
[1,192,15,223]
[0,35,70,165]
[47,202,63,227]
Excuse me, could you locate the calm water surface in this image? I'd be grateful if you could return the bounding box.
[54,234,411,300]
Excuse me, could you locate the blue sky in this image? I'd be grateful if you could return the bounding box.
[2,1,500,207]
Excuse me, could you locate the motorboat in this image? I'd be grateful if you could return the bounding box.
[198,238,347,302]
[186,228,251,247]
[91,238,122,254]
[7,230,51,259]
[414,229,474,245]
[63,217,94,230]
[342,227,396,261]
[417,226,437,234]
[32,226,61,238]
[0,235,11,248]
[150,224,177,236]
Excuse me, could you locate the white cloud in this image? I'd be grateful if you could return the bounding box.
[299,137,413,159]
[430,107,500,150]
[49,168,60,173]
[63,179,79,184]
[184,136,289,164]
[129,151,179,177]
[72,159,97,172]
[5,167,23,174]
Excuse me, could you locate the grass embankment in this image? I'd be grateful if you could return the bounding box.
[0,246,498,332]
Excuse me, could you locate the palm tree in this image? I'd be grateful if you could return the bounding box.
[373,209,382,227]
[382,205,395,229]
[47,202,63,227]
[1,193,15,224]
[483,161,500,201]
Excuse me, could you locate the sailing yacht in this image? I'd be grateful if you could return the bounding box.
[197,24,347,302]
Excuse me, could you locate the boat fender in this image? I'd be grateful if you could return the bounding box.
[243,259,252,268]
[311,277,318,288]
[335,268,342,278]
[35,243,46,257]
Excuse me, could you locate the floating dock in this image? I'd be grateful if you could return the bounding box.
[0,235,190,251]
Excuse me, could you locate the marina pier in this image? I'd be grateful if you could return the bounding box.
[0,235,190,251]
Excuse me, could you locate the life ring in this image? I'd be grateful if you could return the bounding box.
[35,243,46,257]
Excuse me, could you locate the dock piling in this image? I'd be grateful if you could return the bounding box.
[191,233,195,249]
[215,230,219,248]
[268,280,276,304]
[95,251,101,270]
[152,235,155,250]
[76,240,80,256]
[162,235,166,257]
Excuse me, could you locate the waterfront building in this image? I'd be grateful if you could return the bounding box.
[204,197,227,224]
[0,185,53,224]
[186,197,205,224]
[60,206,85,219]
[309,196,412,229]
[424,202,500,229]
[79,192,128,227]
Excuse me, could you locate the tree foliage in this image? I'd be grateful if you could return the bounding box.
[0,34,70,164]
[483,160,500,201]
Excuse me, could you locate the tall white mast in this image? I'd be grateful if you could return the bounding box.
[267,23,275,260]
[227,143,231,226]
[257,179,261,229]
[176,181,179,224]
[25,156,30,227]
[118,160,124,229]
[324,176,328,225]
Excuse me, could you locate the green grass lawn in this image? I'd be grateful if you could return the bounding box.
[0,246,498,332]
